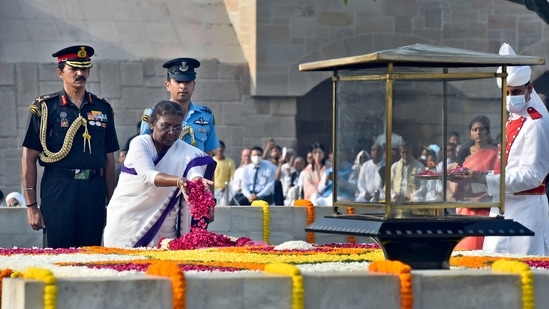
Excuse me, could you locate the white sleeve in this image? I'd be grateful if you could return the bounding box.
[124,136,160,185]
[356,163,367,197]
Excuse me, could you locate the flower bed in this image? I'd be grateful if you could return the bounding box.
[2,241,549,309]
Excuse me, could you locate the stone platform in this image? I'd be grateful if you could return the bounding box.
[0,208,42,248]
[2,206,549,308]
[3,270,549,309]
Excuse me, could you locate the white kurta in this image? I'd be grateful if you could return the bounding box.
[484,94,549,256]
[103,135,207,248]
[356,159,385,202]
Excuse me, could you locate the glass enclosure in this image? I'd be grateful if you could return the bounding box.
[299,44,544,219]
[333,67,506,217]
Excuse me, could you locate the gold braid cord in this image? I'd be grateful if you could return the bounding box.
[179,125,196,146]
[38,102,88,163]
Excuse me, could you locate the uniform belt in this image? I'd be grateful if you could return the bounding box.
[46,167,104,180]
[515,184,545,195]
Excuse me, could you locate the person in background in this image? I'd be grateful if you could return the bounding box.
[280,147,296,199]
[303,142,331,201]
[104,101,215,248]
[437,142,458,172]
[213,140,235,206]
[315,166,334,206]
[448,131,462,152]
[284,156,306,206]
[356,143,385,202]
[5,192,26,207]
[22,45,119,248]
[269,144,285,205]
[453,115,498,250]
[305,151,314,167]
[240,146,277,205]
[140,57,219,155]
[334,149,357,202]
[350,149,370,183]
[231,148,251,198]
[390,143,424,202]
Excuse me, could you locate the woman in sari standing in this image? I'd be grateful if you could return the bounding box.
[455,115,498,250]
[103,101,215,248]
[303,142,331,202]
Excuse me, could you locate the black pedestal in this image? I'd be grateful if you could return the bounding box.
[305,214,534,269]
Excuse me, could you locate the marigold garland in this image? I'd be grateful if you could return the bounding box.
[492,259,534,309]
[23,267,57,309]
[264,263,304,309]
[0,268,14,306]
[146,261,186,309]
[346,207,356,243]
[294,199,315,243]
[251,200,270,244]
[368,260,413,309]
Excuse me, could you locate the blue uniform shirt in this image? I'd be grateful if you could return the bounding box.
[141,102,220,152]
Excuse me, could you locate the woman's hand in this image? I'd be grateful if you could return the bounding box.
[176,177,189,199]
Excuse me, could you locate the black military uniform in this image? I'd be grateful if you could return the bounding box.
[22,45,119,248]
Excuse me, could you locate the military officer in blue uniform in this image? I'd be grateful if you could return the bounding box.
[140,57,220,155]
[22,45,120,248]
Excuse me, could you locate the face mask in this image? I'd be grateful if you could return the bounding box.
[251,155,262,165]
[506,94,527,113]
[420,155,427,161]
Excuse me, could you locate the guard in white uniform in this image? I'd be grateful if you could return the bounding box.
[483,43,549,256]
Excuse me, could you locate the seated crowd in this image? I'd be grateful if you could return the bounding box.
[218,118,501,210]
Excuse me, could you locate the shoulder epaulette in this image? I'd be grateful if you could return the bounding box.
[35,92,59,103]
[200,106,213,114]
[527,107,542,120]
[141,107,153,123]
[89,93,110,105]
[29,92,59,116]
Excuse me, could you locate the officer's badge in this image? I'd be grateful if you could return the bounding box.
[77,46,87,58]
[60,118,69,127]
[179,61,189,72]
[194,117,210,126]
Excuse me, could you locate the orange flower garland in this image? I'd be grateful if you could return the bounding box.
[0,268,14,306]
[368,260,413,309]
[146,261,185,309]
[294,199,315,243]
[264,263,304,309]
[251,200,270,244]
[346,207,356,243]
[491,259,534,309]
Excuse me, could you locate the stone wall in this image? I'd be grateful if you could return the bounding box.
[0,59,298,194]
[2,0,549,192]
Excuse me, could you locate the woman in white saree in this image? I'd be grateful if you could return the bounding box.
[103,101,215,248]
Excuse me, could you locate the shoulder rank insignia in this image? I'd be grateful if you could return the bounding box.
[29,92,59,116]
[527,107,542,120]
[91,93,110,104]
[194,117,210,126]
[200,106,212,114]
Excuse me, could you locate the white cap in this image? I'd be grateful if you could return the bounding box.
[496,43,531,88]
